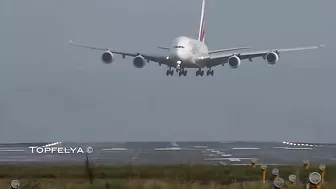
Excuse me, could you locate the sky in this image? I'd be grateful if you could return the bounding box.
[0,0,335,143]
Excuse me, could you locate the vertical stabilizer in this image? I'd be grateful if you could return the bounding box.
[198,0,205,43]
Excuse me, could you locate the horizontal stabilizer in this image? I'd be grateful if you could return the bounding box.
[158,46,170,50]
[209,46,252,54]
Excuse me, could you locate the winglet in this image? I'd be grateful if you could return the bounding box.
[318,45,325,48]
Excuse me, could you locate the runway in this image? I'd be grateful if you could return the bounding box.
[0,141,336,165]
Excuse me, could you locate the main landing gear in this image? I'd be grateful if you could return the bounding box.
[166,67,213,77]
[206,69,214,76]
[178,69,187,76]
[166,67,187,76]
[166,69,174,76]
[196,69,214,76]
[196,69,204,76]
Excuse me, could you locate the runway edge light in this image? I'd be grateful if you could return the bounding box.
[10,180,20,189]
[309,172,322,189]
[303,160,310,169]
[273,177,285,189]
[289,174,296,184]
[272,168,280,179]
[261,164,267,184]
[251,157,257,168]
[319,164,326,183]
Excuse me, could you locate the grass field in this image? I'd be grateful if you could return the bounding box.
[0,159,334,189]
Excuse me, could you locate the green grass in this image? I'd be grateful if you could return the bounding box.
[0,160,334,189]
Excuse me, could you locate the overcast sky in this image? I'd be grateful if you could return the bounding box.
[0,0,335,143]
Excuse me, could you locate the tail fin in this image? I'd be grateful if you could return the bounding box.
[198,0,205,43]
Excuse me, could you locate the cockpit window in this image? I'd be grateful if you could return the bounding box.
[173,46,185,48]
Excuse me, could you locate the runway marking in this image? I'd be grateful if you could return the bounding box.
[274,146,312,150]
[171,142,179,147]
[42,142,62,147]
[102,148,128,151]
[154,147,181,151]
[204,157,252,161]
[230,163,287,166]
[194,146,207,148]
[220,141,235,144]
[284,147,312,150]
[232,148,260,150]
[273,147,288,149]
[221,154,232,157]
[227,158,241,162]
[0,159,39,162]
[312,156,336,160]
[0,149,25,152]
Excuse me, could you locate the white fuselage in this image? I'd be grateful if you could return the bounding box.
[168,36,209,68]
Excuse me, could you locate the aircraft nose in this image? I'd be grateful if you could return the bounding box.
[176,49,188,61]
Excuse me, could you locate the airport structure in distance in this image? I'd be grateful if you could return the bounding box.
[0,141,335,165]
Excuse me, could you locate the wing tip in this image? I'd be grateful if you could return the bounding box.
[318,44,325,48]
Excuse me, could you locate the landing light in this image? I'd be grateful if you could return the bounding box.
[166,57,169,59]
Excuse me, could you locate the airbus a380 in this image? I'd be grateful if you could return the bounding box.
[69,0,325,76]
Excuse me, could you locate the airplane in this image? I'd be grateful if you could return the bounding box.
[69,0,325,77]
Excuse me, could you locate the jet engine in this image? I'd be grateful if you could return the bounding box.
[133,55,146,68]
[228,55,241,69]
[265,52,279,65]
[101,51,114,64]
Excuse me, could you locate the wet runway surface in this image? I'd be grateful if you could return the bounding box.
[0,141,336,165]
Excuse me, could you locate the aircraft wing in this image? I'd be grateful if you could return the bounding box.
[208,46,252,54]
[206,45,325,67]
[69,40,171,65]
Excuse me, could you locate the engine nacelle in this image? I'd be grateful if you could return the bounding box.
[101,51,114,64]
[133,55,146,68]
[265,52,279,65]
[228,55,241,69]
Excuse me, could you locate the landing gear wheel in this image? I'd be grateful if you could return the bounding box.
[183,70,187,76]
[196,70,204,76]
[207,70,214,76]
[166,70,174,76]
